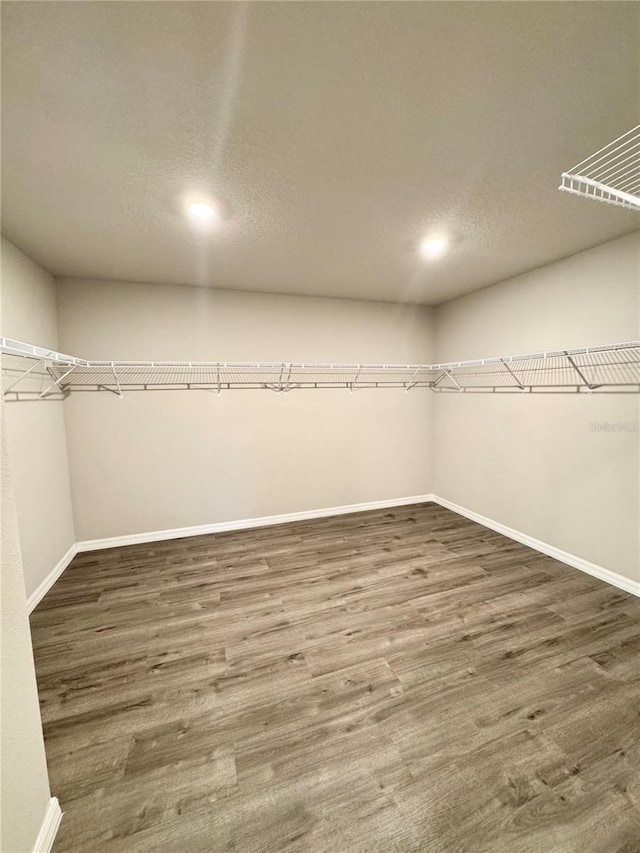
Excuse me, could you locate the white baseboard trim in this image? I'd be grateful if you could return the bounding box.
[76,494,435,553]
[32,797,62,853]
[27,545,77,614]
[35,493,639,605]
[430,494,640,598]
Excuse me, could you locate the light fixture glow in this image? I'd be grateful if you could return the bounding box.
[187,202,218,220]
[419,237,448,259]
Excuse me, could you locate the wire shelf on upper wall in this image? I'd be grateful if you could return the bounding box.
[559,125,640,212]
[2,337,639,398]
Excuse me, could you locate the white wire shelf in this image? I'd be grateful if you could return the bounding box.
[559,125,640,212]
[2,337,639,398]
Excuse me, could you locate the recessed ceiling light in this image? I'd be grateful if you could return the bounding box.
[419,237,448,259]
[187,202,218,220]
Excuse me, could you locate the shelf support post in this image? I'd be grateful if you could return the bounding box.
[564,352,595,390]
[39,364,77,399]
[405,366,421,392]
[432,369,462,391]
[282,363,293,393]
[500,359,525,390]
[111,362,123,398]
[350,364,362,393]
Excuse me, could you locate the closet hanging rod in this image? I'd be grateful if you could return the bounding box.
[2,337,639,397]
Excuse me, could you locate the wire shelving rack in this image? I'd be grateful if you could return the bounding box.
[559,126,640,212]
[2,337,639,398]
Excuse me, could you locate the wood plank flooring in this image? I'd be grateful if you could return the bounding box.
[30,503,640,852]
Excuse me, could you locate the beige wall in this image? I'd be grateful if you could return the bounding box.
[4,233,638,580]
[433,232,640,580]
[57,280,435,540]
[1,426,53,852]
[1,238,76,599]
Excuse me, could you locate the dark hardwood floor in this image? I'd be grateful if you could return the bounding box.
[30,503,640,852]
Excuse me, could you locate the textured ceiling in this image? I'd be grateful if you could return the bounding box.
[1,2,639,305]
